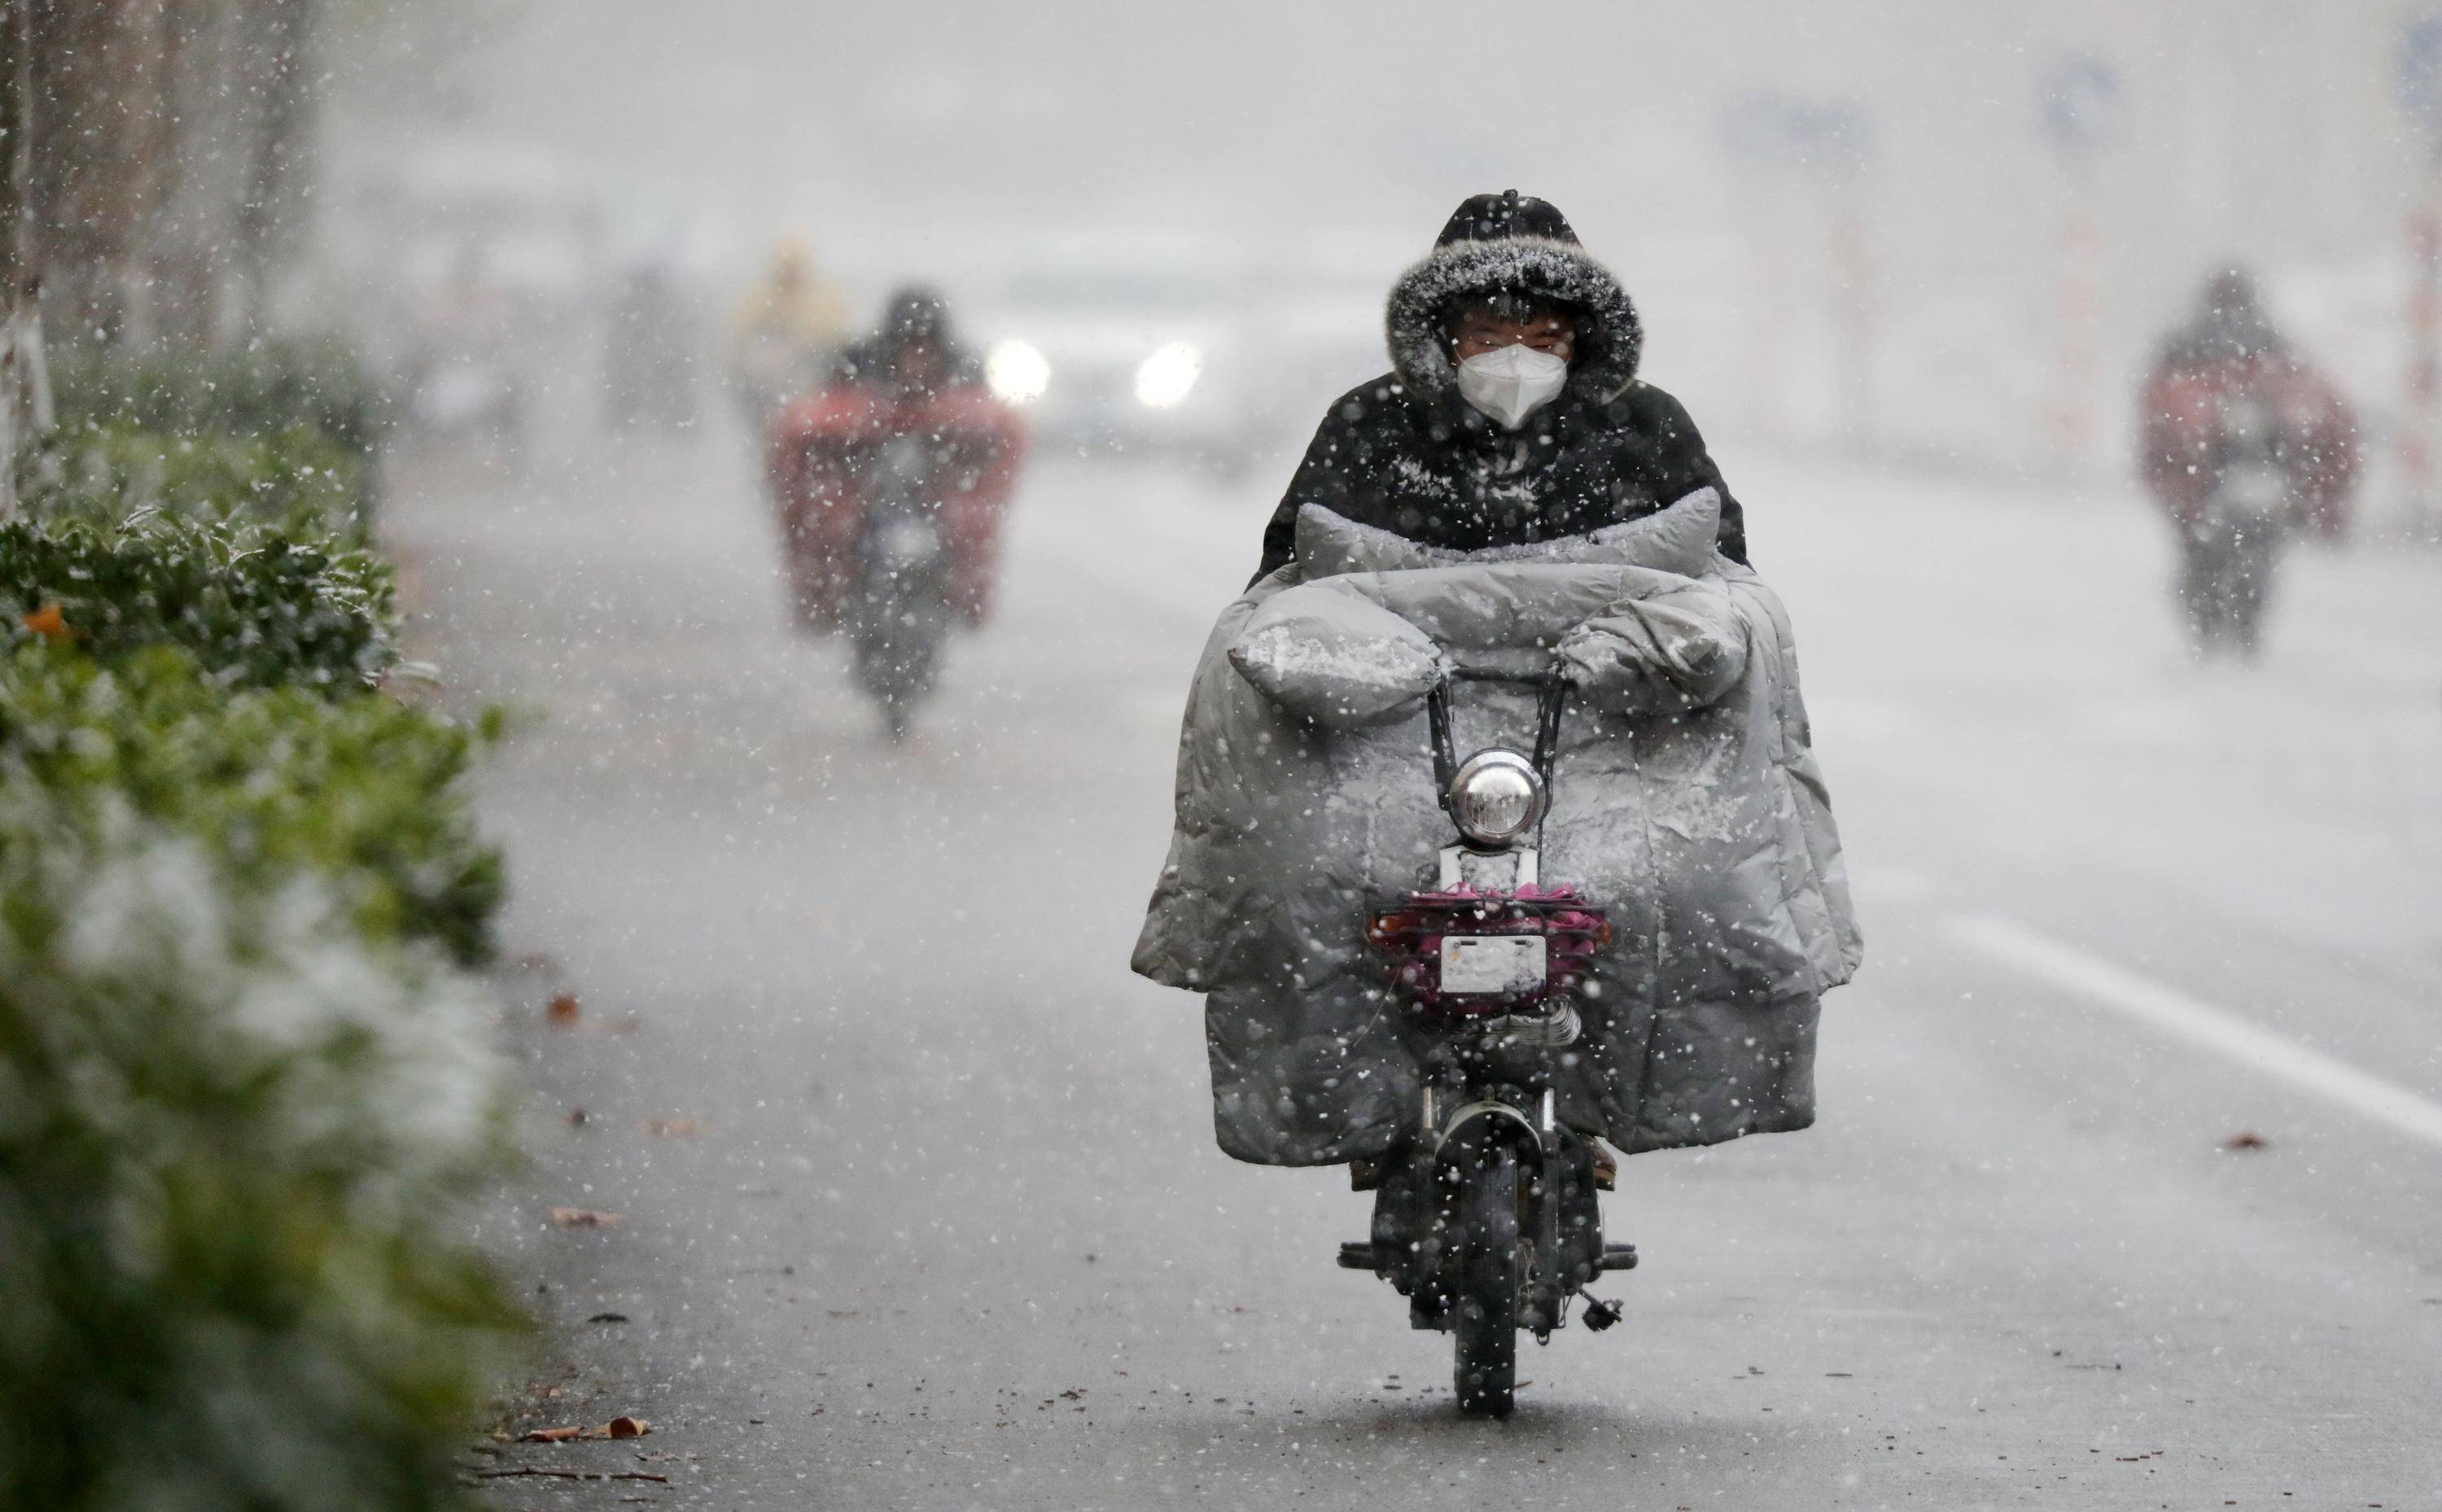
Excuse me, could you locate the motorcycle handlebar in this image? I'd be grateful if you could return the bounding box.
[1440,663,1569,689]
[1427,662,1573,803]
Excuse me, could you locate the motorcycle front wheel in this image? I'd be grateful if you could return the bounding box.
[1452,1143,1521,1418]
[851,592,947,738]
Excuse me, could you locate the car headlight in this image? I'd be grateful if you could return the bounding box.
[1446,749,1546,848]
[1134,343,1201,409]
[986,340,1049,404]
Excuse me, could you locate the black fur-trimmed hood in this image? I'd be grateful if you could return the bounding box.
[1385,233,1643,408]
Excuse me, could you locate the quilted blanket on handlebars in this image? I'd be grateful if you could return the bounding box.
[1131,488,1862,1165]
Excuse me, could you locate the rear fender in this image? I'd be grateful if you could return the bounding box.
[1433,1099,1543,1168]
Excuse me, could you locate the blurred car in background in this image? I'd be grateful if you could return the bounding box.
[972,255,1261,476]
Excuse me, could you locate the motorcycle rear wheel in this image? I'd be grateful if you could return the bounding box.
[851,598,945,736]
[1453,1143,1520,1418]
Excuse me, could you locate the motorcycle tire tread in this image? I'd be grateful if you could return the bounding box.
[1453,1144,1520,1419]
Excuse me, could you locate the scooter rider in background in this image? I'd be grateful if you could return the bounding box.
[727,234,851,430]
[764,287,1025,736]
[1256,190,1749,582]
[2139,267,2359,657]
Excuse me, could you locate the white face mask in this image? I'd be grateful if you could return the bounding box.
[1455,343,1569,430]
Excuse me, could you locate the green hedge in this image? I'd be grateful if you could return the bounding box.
[22,419,369,535]
[0,644,503,967]
[28,339,385,536]
[0,513,396,691]
[0,815,523,1512]
[0,339,523,1512]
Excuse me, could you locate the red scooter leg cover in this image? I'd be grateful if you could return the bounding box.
[915,387,1027,627]
[2138,354,2361,539]
[766,388,890,632]
[763,384,1026,632]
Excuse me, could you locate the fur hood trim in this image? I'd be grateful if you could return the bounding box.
[1384,234,1643,406]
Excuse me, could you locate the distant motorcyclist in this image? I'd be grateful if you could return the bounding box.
[2142,267,2358,540]
[1256,190,1748,582]
[727,235,851,428]
[765,288,1025,732]
[2139,268,2360,654]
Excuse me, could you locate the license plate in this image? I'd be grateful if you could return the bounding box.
[1440,935,1547,994]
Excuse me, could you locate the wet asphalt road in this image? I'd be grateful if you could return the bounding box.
[399,428,2442,1510]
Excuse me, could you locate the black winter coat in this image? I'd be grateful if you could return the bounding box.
[1255,374,1744,580]
[1255,203,1746,581]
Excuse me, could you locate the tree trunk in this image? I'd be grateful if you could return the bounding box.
[0,0,37,518]
[237,0,317,342]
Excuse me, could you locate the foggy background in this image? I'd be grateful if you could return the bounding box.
[321,0,2442,506]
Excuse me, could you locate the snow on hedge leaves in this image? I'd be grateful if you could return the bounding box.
[0,512,397,690]
[0,815,520,1512]
[33,819,507,1217]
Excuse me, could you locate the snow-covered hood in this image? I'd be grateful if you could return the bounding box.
[1384,235,1643,408]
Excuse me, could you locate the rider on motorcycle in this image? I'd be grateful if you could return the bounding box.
[1139,194,1858,1414]
[2138,268,2358,655]
[1257,190,1749,580]
[2140,266,2358,541]
[764,288,1025,726]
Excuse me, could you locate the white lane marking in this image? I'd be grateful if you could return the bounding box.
[1950,915,2442,1150]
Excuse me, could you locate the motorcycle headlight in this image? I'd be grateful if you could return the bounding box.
[1134,343,1201,409]
[1446,749,1546,848]
[986,340,1049,404]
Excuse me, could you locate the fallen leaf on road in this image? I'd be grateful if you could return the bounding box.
[518,1417,650,1444]
[2221,1130,2269,1151]
[641,1117,703,1138]
[546,993,581,1029]
[547,1207,624,1229]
